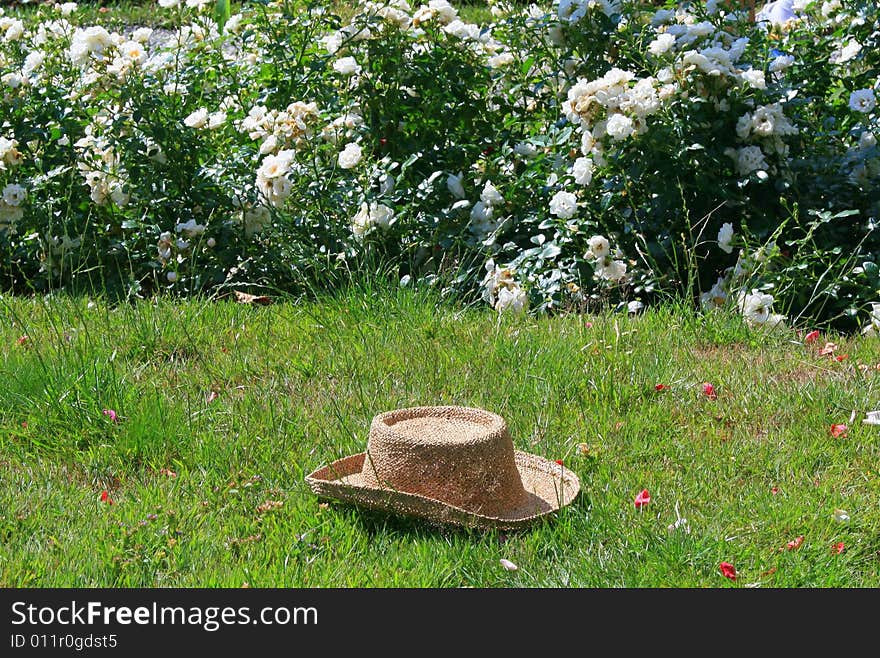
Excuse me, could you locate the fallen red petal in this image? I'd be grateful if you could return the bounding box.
[835,354,848,362]
[634,488,651,508]
[719,562,737,580]
[654,384,667,391]
[771,486,779,495]
[819,342,836,356]
[100,490,114,505]
[784,535,804,551]
[832,542,845,555]
[830,423,848,439]
[804,330,820,344]
[702,382,717,400]
[555,459,564,466]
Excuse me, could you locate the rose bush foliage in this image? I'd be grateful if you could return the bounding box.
[0,0,877,331]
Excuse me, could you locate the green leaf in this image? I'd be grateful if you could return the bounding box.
[215,0,232,34]
[540,243,561,259]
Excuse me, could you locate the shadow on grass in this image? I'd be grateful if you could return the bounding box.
[318,493,591,541]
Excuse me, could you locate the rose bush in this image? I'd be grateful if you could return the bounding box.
[0,0,877,331]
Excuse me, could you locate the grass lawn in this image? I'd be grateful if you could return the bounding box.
[1,286,879,587]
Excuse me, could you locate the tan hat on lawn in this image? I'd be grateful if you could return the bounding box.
[305,405,580,530]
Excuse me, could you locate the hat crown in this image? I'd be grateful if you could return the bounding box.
[362,406,529,517]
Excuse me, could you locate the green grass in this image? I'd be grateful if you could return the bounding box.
[1,285,879,587]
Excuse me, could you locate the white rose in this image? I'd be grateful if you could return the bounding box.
[207,111,226,129]
[119,41,146,64]
[2,183,26,206]
[572,157,593,186]
[596,259,627,281]
[23,51,45,76]
[580,129,595,155]
[549,190,578,219]
[741,69,766,90]
[447,172,466,199]
[605,113,634,141]
[351,201,394,237]
[4,20,24,42]
[2,72,23,89]
[337,142,362,169]
[849,89,876,114]
[648,33,675,56]
[834,40,861,64]
[480,180,503,206]
[717,222,734,253]
[132,27,153,43]
[737,290,776,325]
[769,54,795,73]
[495,284,528,315]
[333,57,361,76]
[176,219,206,237]
[488,52,515,68]
[730,145,768,176]
[588,235,610,260]
[184,108,208,129]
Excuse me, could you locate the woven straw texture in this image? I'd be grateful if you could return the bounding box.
[305,406,580,530]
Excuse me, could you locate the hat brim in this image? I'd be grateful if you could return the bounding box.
[305,451,580,530]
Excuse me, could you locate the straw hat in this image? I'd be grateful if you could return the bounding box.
[305,406,580,530]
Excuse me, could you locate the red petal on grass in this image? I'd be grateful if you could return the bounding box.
[830,423,848,439]
[819,342,836,356]
[584,321,593,328]
[771,486,779,495]
[804,330,820,344]
[17,335,29,346]
[100,490,114,505]
[634,489,651,508]
[719,562,737,580]
[784,535,804,551]
[555,459,564,466]
[207,390,219,404]
[102,409,119,423]
[835,354,848,362]
[832,542,845,555]
[702,382,717,400]
[654,384,667,391]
